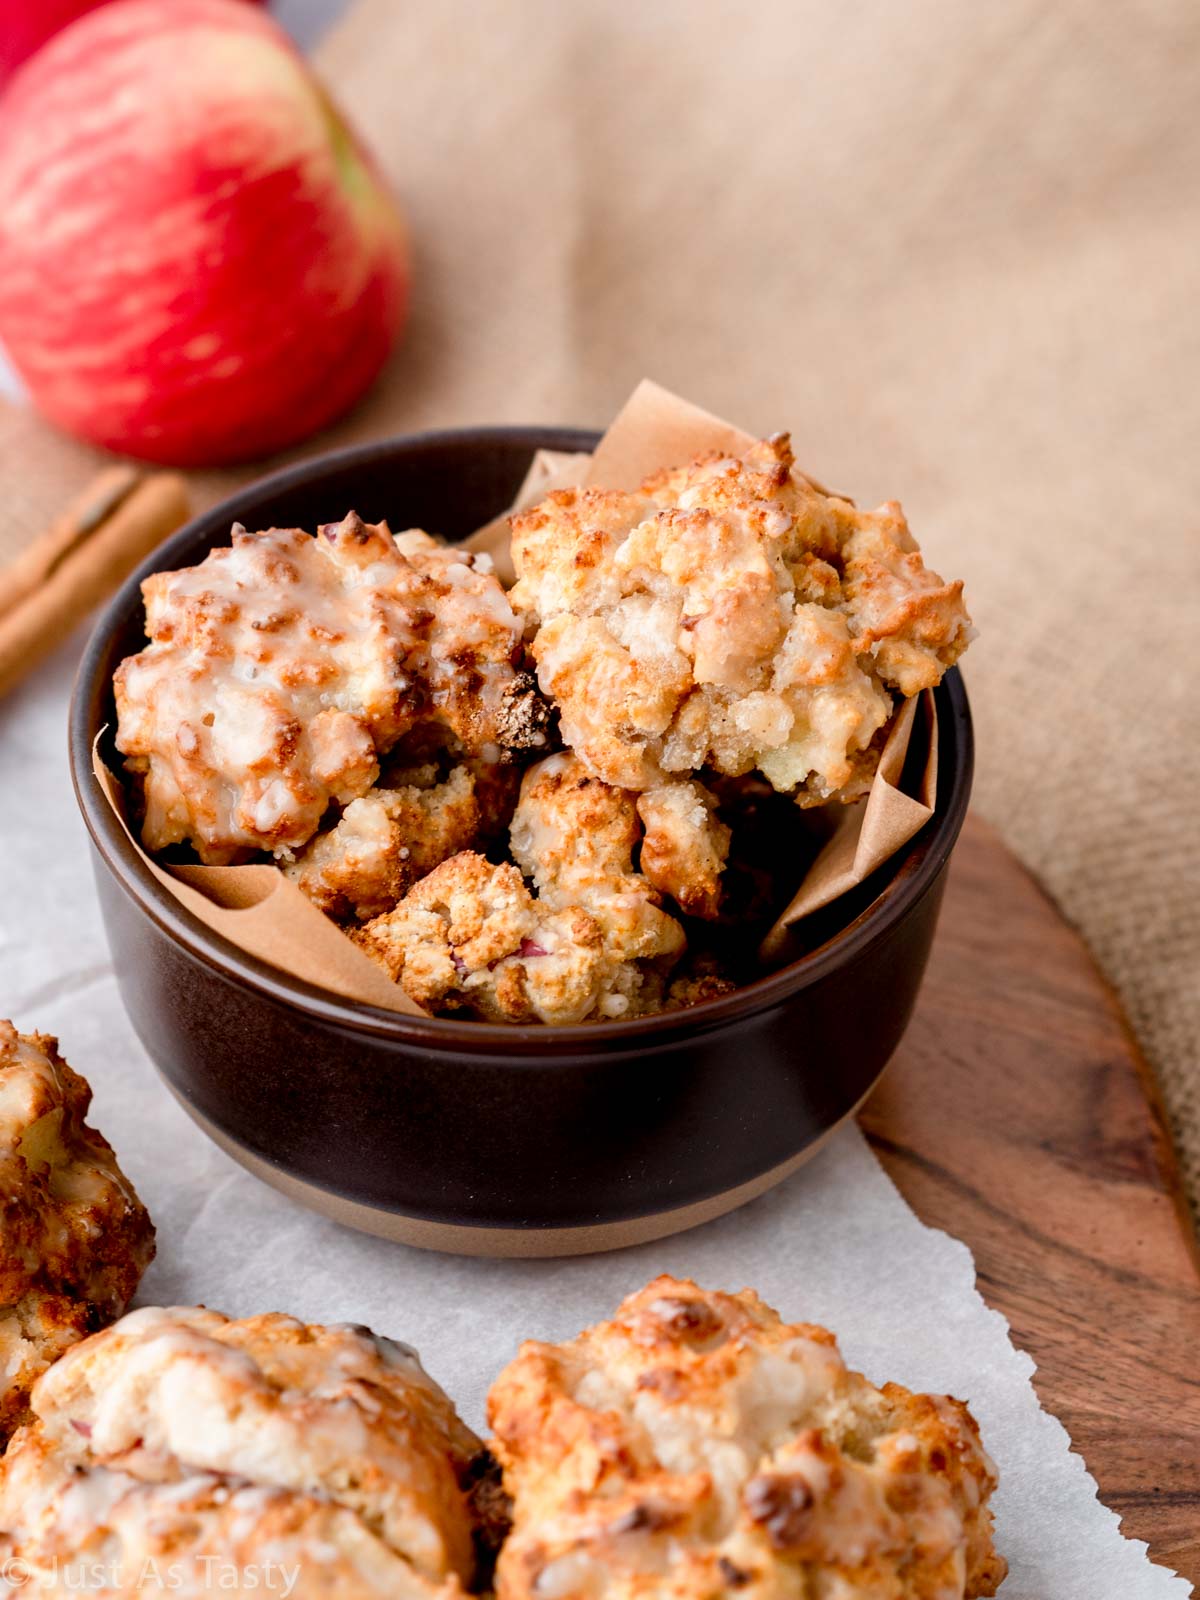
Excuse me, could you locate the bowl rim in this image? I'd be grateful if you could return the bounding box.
[69,423,974,1059]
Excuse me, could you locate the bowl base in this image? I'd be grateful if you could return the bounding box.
[173,1086,861,1258]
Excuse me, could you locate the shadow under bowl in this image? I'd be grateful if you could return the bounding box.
[69,427,973,1257]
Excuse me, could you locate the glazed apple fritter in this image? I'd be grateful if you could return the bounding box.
[488,1276,1006,1600]
[0,1307,497,1600]
[0,1022,154,1445]
[115,517,547,864]
[510,435,971,804]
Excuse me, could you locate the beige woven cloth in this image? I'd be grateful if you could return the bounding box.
[1,0,1197,1210]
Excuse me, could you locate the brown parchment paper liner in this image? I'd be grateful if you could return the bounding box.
[93,379,938,1013]
[93,743,425,1016]
[758,692,937,962]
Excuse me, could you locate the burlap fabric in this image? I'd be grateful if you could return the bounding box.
[1,0,1196,1213]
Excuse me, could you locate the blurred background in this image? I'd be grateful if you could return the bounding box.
[0,0,1196,1215]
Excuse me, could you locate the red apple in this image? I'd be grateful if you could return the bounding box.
[0,0,409,466]
[0,0,264,86]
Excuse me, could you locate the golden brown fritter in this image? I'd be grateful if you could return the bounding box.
[284,764,483,921]
[0,1023,154,1445]
[488,1276,1006,1600]
[284,749,521,923]
[510,436,971,804]
[510,752,643,896]
[0,1307,490,1600]
[115,517,546,864]
[353,848,681,1025]
[509,754,692,952]
[350,758,752,1021]
[636,781,731,920]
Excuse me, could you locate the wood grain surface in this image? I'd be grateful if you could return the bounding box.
[862,814,1200,1585]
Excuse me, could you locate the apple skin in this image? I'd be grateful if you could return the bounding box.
[0,0,264,86]
[0,0,409,466]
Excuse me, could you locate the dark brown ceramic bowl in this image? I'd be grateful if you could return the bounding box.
[70,427,973,1257]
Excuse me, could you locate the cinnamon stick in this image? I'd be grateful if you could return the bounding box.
[0,470,189,700]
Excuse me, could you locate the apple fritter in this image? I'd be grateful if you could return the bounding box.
[285,739,522,924]
[0,1307,494,1600]
[353,843,683,1026]
[510,435,971,803]
[489,1276,1006,1600]
[115,517,547,864]
[0,1022,154,1445]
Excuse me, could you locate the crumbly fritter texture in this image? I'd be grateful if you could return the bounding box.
[510,753,732,925]
[115,517,544,864]
[0,1308,488,1600]
[510,436,971,803]
[488,1276,1006,1600]
[353,844,682,1025]
[510,752,644,899]
[284,765,481,921]
[386,721,531,839]
[0,1023,154,1446]
[636,781,731,920]
[353,852,608,1024]
[351,758,748,1022]
[284,750,521,923]
[511,753,697,1012]
[510,754,690,956]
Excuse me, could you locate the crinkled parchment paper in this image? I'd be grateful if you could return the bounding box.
[94,381,942,1008]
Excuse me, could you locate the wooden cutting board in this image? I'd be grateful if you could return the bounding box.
[861,815,1200,1585]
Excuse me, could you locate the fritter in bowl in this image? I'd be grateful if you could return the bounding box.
[115,517,547,864]
[509,753,712,937]
[510,436,971,804]
[284,734,523,923]
[353,845,684,1026]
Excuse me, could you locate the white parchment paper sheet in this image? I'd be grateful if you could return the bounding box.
[0,638,1188,1599]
